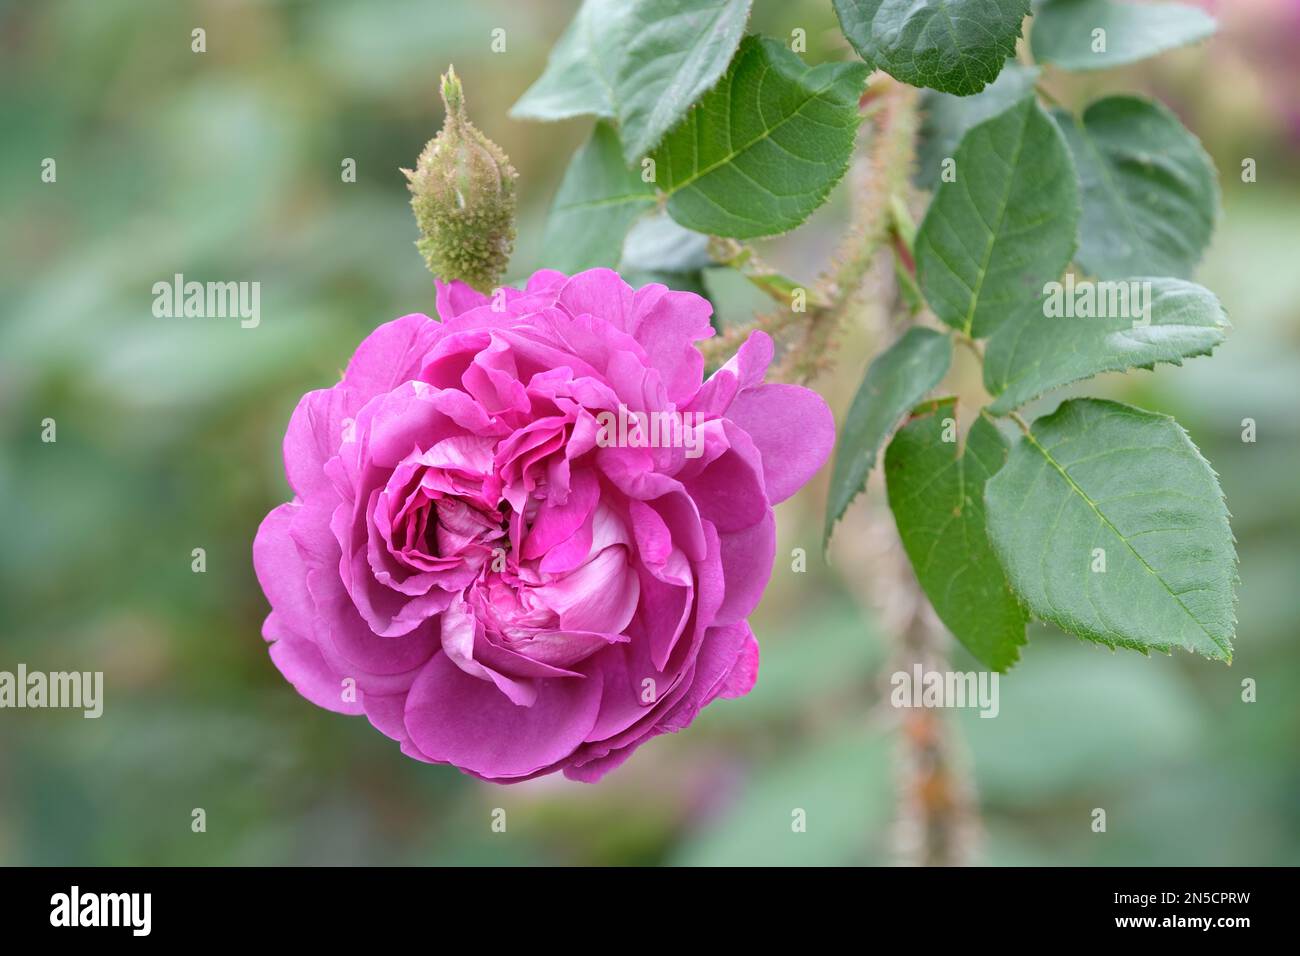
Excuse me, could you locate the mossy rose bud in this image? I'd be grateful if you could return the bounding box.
[404,66,517,293]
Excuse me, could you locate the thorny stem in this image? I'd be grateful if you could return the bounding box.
[891,592,980,866]
[841,504,981,866]
[783,78,981,865]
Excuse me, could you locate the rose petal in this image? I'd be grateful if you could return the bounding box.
[403,652,604,779]
[435,281,490,320]
[284,387,352,500]
[659,620,755,732]
[628,283,713,404]
[362,691,410,741]
[522,467,599,559]
[536,546,639,634]
[264,612,360,716]
[308,567,440,677]
[556,268,635,331]
[685,330,773,418]
[717,629,760,700]
[715,509,775,625]
[253,502,315,640]
[677,422,768,532]
[344,313,443,400]
[726,383,835,504]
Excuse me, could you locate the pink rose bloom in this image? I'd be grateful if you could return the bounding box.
[253,268,833,782]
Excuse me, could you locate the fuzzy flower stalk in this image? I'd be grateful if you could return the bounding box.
[404,66,518,292]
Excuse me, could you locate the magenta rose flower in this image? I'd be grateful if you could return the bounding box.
[252,268,834,782]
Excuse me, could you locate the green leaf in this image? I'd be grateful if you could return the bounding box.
[984,276,1229,415]
[653,36,869,239]
[824,327,953,542]
[833,0,1030,95]
[613,0,753,163]
[984,398,1237,660]
[511,0,752,165]
[1054,96,1218,280]
[915,61,1040,190]
[541,121,655,273]
[885,399,1027,670]
[1031,0,1216,72]
[914,96,1078,338]
[509,0,622,121]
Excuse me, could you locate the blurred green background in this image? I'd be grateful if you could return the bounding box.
[1,0,1297,866]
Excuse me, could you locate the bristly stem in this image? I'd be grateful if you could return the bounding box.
[892,582,980,866]
[799,80,984,864]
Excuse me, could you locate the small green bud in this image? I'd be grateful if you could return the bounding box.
[404,66,518,292]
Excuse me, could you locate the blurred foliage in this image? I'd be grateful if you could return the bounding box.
[1,0,1298,866]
